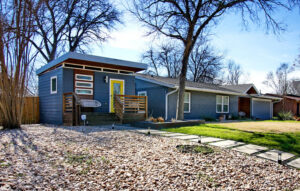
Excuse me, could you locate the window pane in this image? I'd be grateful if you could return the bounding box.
[76,82,92,88]
[217,104,222,112]
[223,96,229,104]
[51,78,56,92]
[184,103,189,112]
[184,92,190,103]
[76,74,93,81]
[113,83,121,95]
[223,105,229,113]
[216,95,222,104]
[138,92,146,96]
[76,89,93,95]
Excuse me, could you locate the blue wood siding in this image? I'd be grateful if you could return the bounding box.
[38,68,63,125]
[167,91,239,120]
[135,79,167,118]
[93,72,135,113]
[63,68,74,93]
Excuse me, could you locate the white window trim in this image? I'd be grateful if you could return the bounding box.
[184,92,191,113]
[216,95,229,113]
[75,74,93,81]
[138,91,147,96]
[75,81,93,88]
[50,76,57,94]
[75,88,93,95]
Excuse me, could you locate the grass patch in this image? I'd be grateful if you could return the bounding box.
[176,145,214,154]
[65,152,93,165]
[163,124,300,155]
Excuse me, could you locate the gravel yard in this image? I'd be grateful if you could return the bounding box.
[0,125,299,190]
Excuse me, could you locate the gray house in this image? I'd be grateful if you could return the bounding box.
[135,74,280,120]
[37,52,147,125]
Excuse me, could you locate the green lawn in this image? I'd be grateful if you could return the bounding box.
[162,123,300,155]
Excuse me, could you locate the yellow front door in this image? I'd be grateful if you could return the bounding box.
[110,79,124,113]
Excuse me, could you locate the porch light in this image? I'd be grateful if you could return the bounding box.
[198,136,201,144]
[147,127,151,135]
[278,151,282,164]
[104,75,109,83]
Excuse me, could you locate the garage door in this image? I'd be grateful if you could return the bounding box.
[252,99,272,120]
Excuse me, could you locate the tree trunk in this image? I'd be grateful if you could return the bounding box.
[176,43,192,120]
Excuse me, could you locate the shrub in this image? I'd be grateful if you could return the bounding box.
[277,111,294,121]
[157,117,164,122]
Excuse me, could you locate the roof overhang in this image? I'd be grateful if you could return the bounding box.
[182,86,242,95]
[135,75,175,88]
[36,52,148,75]
[250,95,282,101]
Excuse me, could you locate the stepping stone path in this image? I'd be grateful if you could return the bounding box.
[232,144,268,155]
[130,128,300,169]
[209,140,244,148]
[257,150,295,162]
[288,158,300,169]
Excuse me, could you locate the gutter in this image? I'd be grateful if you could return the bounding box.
[165,88,178,120]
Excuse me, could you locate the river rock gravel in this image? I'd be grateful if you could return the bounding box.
[0,125,299,190]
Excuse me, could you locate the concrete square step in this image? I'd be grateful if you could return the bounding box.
[232,144,268,155]
[209,140,244,148]
[172,135,200,140]
[162,133,187,137]
[189,137,224,143]
[287,158,300,169]
[257,150,295,162]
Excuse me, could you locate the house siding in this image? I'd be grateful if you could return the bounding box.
[167,91,239,120]
[93,72,135,113]
[38,68,63,125]
[135,79,167,118]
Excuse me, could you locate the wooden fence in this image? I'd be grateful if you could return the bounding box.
[0,96,39,125]
[22,97,39,124]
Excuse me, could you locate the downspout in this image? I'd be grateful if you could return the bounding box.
[165,87,179,120]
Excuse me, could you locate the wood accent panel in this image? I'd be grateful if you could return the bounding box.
[247,87,258,94]
[238,97,250,117]
[73,69,94,100]
[67,58,140,72]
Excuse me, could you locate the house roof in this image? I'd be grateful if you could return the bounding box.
[136,74,281,100]
[221,84,258,94]
[136,74,242,95]
[36,52,148,75]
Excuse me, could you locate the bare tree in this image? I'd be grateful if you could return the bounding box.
[130,0,298,120]
[226,61,243,85]
[31,0,121,62]
[188,41,223,83]
[0,0,37,129]
[263,63,294,95]
[142,43,182,78]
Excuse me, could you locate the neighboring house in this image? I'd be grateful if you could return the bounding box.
[135,74,280,120]
[37,52,147,125]
[266,94,300,117]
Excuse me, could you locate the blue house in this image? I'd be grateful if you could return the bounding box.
[135,74,280,120]
[37,52,147,125]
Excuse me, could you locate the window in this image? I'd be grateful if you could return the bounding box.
[75,74,93,81]
[184,92,191,113]
[75,81,93,88]
[50,76,57,94]
[138,91,147,96]
[75,88,93,95]
[216,95,229,113]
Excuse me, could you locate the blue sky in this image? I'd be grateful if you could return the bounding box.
[91,4,300,93]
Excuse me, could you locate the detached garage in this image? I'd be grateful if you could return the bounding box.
[252,98,273,120]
